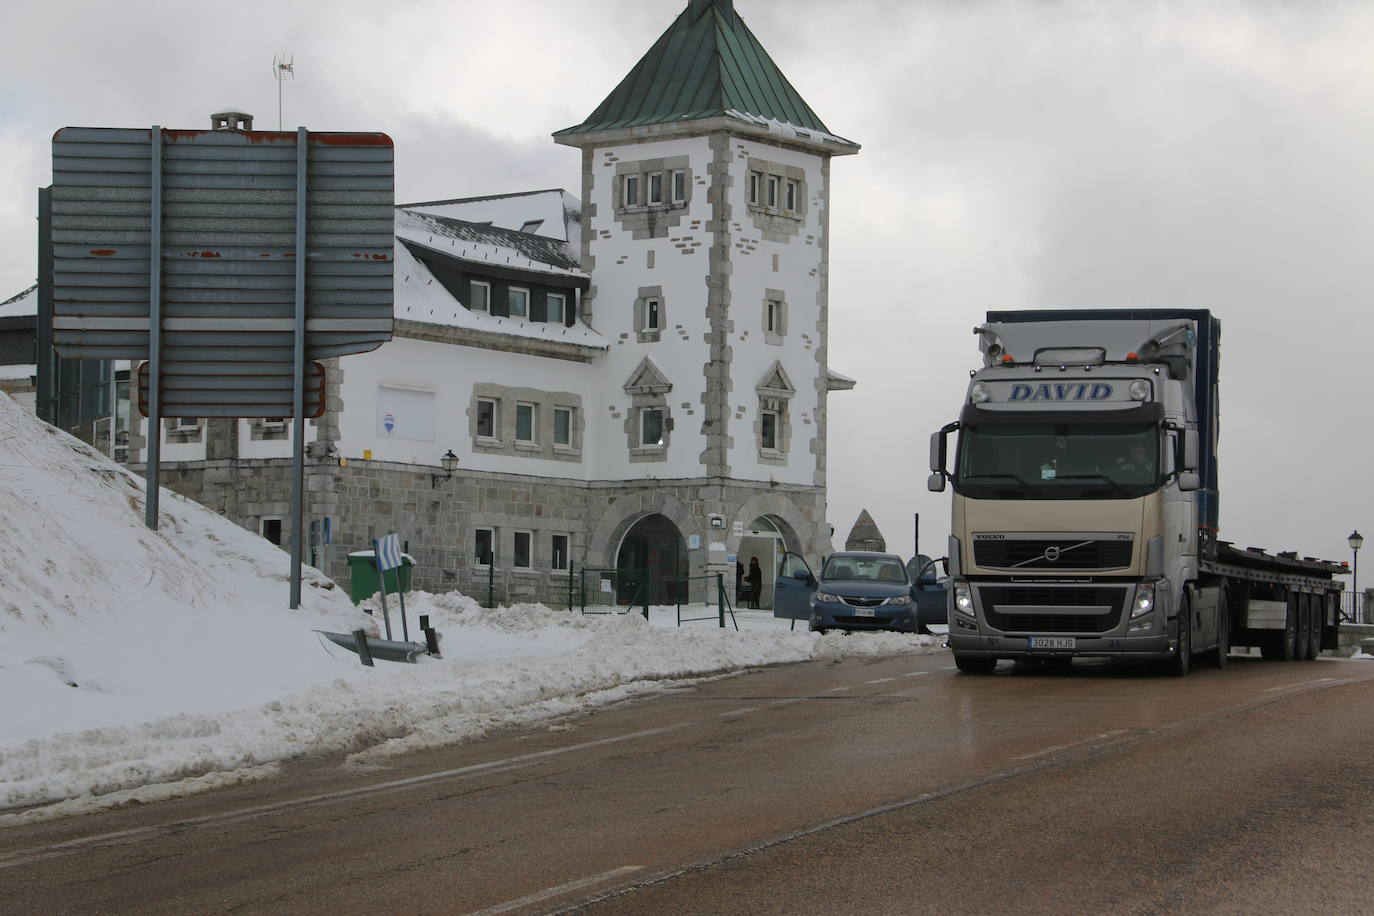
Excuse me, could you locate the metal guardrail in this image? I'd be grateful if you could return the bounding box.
[1339,590,1369,625]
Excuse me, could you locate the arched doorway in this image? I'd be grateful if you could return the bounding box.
[738,516,787,609]
[617,513,688,605]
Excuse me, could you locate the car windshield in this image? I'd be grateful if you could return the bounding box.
[955,421,1161,500]
[822,557,907,583]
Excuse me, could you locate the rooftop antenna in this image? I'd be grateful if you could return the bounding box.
[272,53,295,131]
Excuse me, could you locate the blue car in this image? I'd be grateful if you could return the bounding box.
[807,551,923,634]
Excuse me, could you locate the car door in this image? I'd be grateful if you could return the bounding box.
[773,551,816,620]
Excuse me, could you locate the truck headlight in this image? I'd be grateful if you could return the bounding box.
[885,595,911,606]
[814,592,840,604]
[954,584,975,618]
[970,382,991,404]
[1131,582,1156,618]
[1129,379,1151,401]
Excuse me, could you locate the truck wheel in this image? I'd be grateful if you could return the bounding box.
[1283,595,1299,661]
[954,654,997,675]
[1205,597,1229,669]
[1167,595,1192,677]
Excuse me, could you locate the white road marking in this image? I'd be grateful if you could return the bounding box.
[719,707,759,717]
[1013,730,1129,761]
[0,724,692,870]
[864,677,896,685]
[826,685,852,692]
[466,866,643,916]
[900,671,930,678]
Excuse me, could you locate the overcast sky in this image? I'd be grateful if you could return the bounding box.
[3,0,1372,572]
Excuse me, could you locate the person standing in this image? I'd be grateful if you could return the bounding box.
[747,556,763,609]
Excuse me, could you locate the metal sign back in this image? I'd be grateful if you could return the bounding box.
[49,125,393,417]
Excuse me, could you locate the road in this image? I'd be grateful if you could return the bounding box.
[2,652,1373,914]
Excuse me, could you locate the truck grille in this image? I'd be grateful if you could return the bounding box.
[977,585,1126,634]
[973,539,1132,571]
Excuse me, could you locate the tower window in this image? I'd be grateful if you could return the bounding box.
[641,408,664,447]
[672,170,686,203]
[648,173,663,205]
[624,174,640,207]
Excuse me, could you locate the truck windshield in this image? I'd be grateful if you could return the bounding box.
[955,421,1161,500]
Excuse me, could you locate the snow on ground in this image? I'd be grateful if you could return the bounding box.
[0,392,943,818]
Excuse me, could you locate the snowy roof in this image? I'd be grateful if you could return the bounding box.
[393,242,607,350]
[0,284,37,318]
[0,364,35,381]
[400,189,582,248]
[395,208,585,279]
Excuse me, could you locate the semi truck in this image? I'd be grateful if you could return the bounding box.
[927,309,1346,675]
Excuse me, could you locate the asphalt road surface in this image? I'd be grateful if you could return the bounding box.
[3,652,1373,915]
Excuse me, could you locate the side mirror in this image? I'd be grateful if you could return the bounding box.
[1178,471,1201,492]
[929,429,947,475]
[793,570,813,582]
[1182,429,1199,472]
[927,472,946,493]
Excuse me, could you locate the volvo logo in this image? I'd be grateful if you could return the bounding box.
[1043,546,1061,562]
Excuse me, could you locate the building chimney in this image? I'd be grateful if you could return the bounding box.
[210,109,254,131]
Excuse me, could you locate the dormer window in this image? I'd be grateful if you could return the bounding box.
[547,292,567,324]
[469,280,490,313]
[508,287,529,318]
[519,219,543,234]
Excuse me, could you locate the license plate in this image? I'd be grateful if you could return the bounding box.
[1027,636,1075,649]
[854,607,876,618]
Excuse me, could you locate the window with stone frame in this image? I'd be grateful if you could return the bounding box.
[762,289,788,345]
[515,402,537,443]
[612,156,692,238]
[474,527,495,566]
[165,416,203,444]
[551,534,570,571]
[476,398,499,439]
[633,286,666,342]
[249,416,289,442]
[261,517,283,546]
[553,406,573,447]
[745,156,807,241]
[756,361,795,465]
[623,356,672,461]
[513,530,532,569]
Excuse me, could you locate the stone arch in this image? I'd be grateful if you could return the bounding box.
[731,492,811,557]
[587,490,704,572]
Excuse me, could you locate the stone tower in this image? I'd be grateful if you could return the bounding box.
[554,0,860,569]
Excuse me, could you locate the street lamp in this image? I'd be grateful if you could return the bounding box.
[1349,530,1364,622]
[432,449,459,487]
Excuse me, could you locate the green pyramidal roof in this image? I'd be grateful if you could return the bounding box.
[554,0,856,150]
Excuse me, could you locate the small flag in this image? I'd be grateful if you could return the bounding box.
[374,533,402,571]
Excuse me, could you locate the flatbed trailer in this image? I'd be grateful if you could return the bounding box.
[1201,542,1346,660]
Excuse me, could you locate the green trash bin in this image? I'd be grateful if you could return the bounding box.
[348,550,414,604]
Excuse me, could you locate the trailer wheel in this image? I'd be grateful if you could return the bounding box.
[1166,594,1192,677]
[1295,595,1311,661]
[1305,594,1322,660]
[1261,595,1299,661]
[954,654,997,675]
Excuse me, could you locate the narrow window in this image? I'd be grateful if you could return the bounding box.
[624,174,640,207]
[785,179,798,212]
[175,416,200,430]
[477,398,497,438]
[514,531,532,568]
[547,292,566,324]
[767,175,778,209]
[261,517,283,545]
[766,300,782,333]
[749,171,761,205]
[469,280,490,312]
[261,417,286,430]
[475,528,494,566]
[645,297,661,330]
[648,172,663,205]
[508,288,529,318]
[762,410,779,451]
[551,534,569,571]
[516,402,536,442]
[641,407,664,447]
[554,407,572,446]
[672,169,686,203]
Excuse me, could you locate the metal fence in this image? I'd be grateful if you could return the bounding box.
[1340,590,1371,625]
[668,574,738,630]
[574,567,649,617]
